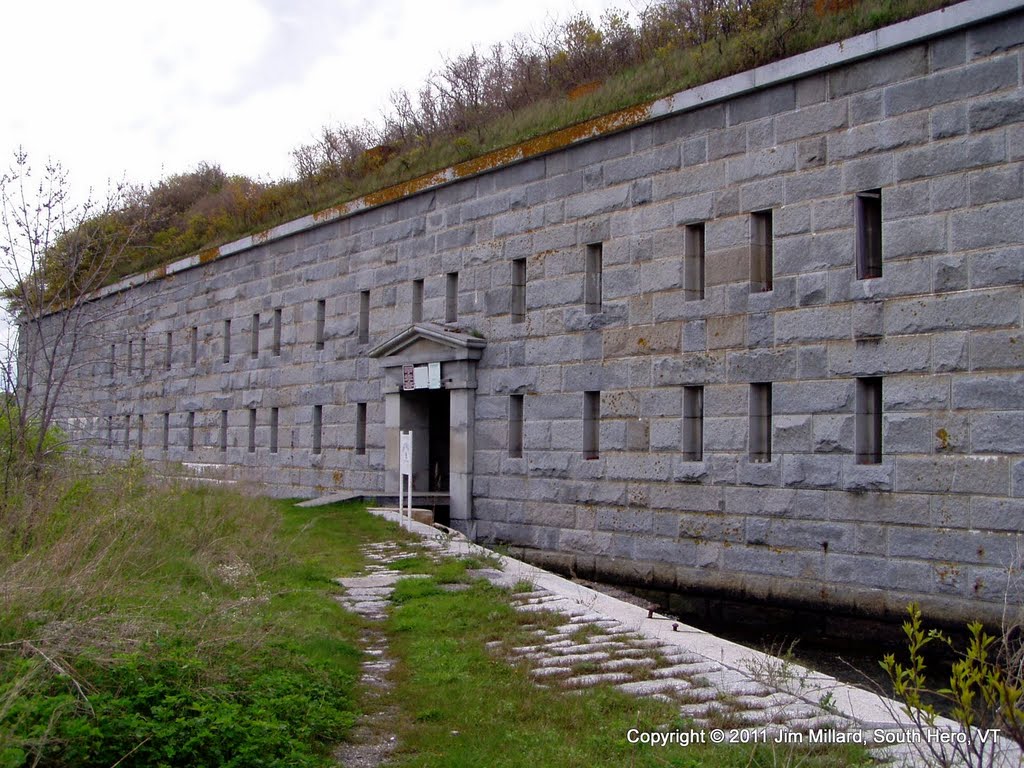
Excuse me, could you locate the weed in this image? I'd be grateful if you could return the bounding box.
[512,579,536,594]
[818,691,838,714]
[568,623,604,644]
[459,549,504,571]
[742,639,810,693]
[389,554,432,572]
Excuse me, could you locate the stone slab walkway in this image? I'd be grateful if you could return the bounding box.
[334,509,1023,768]
[332,541,418,768]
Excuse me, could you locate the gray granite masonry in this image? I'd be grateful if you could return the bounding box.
[33,0,1024,625]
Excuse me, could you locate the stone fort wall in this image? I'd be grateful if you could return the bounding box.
[44,0,1024,623]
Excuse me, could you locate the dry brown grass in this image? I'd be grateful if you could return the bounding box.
[0,459,282,664]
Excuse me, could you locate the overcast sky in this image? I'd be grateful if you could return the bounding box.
[1,0,624,201]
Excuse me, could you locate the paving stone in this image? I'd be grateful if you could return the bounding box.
[649,662,723,678]
[556,619,620,631]
[612,647,652,658]
[660,652,706,664]
[515,602,566,613]
[547,641,621,655]
[517,595,563,605]
[534,651,610,668]
[529,666,573,678]
[617,679,692,696]
[678,702,718,720]
[699,670,760,690]
[598,657,656,672]
[343,587,393,598]
[560,671,634,688]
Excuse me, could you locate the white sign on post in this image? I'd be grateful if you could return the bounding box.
[399,431,413,529]
[400,431,412,475]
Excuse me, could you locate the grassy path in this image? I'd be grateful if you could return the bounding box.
[333,513,871,768]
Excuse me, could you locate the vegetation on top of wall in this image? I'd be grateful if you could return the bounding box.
[33,0,953,298]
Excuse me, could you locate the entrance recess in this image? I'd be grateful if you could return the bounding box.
[368,323,485,533]
[399,388,450,493]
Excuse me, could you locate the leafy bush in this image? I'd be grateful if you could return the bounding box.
[4,649,355,768]
[881,603,1023,768]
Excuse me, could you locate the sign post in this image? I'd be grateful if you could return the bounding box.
[399,430,413,529]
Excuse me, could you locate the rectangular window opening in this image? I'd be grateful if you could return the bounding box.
[137,414,144,450]
[251,313,260,358]
[585,243,603,314]
[355,403,367,455]
[682,386,704,461]
[187,412,195,452]
[750,210,773,293]
[312,405,323,454]
[445,272,459,323]
[511,258,527,324]
[749,383,772,463]
[508,394,524,458]
[856,377,883,464]
[272,309,282,356]
[358,291,370,344]
[583,391,600,460]
[190,327,198,366]
[222,319,231,363]
[220,410,228,452]
[127,340,133,375]
[683,223,705,301]
[165,331,172,370]
[856,189,882,280]
[411,279,424,323]
[270,407,279,454]
[162,413,169,451]
[109,344,115,376]
[123,415,130,451]
[248,408,256,453]
[315,299,326,350]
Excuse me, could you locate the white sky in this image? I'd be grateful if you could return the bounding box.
[1,0,626,200]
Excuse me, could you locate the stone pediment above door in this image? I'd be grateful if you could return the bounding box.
[367,323,486,368]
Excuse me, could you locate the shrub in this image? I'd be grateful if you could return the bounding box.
[881,603,1023,768]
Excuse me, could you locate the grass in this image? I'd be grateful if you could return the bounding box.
[0,463,399,768]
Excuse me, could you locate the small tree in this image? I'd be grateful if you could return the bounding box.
[0,149,134,497]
